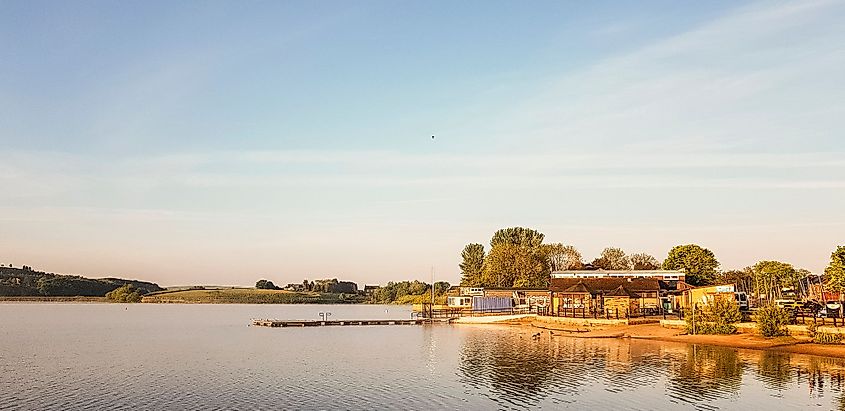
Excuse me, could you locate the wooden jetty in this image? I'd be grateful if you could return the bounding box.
[251,318,452,327]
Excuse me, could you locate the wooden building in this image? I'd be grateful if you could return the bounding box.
[549,278,660,316]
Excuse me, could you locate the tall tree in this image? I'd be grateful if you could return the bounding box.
[545,243,583,271]
[592,247,632,270]
[482,244,550,288]
[662,244,720,286]
[630,253,660,270]
[490,227,545,248]
[459,243,486,286]
[482,227,549,288]
[824,246,845,292]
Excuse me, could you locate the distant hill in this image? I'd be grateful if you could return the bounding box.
[0,266,163,297]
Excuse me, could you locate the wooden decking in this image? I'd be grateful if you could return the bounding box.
[251,318,453,327]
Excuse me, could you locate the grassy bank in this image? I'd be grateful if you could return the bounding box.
[141,288,365,304]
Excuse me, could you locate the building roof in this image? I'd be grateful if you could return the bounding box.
[562,282,591,294]
[606,285,641,298]
[550,277,660,293]
[552,269,684,276]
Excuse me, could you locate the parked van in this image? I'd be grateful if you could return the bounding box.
[734,292,749,311]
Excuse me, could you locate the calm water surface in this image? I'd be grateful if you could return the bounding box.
[3,303,845,410]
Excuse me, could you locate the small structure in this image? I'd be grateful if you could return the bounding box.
[556,282,592,309]
[363,285,380,296]
[459,287,485,297]
[678,284,735,310]
[446,295,473,309]
[603,285,640,318]
[445,287,548,312]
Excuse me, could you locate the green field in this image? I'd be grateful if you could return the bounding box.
[141,288,365,304]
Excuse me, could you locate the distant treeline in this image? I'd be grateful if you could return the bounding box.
[369,280,451,304]
[0,266,163,297]
[256,278,359,294]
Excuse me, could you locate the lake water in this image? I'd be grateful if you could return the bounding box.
[3,303,845,410]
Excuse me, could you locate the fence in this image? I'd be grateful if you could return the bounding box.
[794,309,844,327]
[536,305,677,320]
[418,305,531,319]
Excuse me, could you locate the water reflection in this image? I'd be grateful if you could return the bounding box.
[458,330,557,408]
[666,345,744,402]
[458,327,845,410]
[756,351,792,391]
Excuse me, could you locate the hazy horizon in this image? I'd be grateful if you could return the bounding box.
[2,1,844,287]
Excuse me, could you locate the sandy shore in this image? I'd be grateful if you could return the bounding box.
[479,316,845,359]
[535,321,845,359]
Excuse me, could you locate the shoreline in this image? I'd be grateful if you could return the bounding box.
[460,313,845,359]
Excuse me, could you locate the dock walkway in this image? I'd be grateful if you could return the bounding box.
[251,318,453,327]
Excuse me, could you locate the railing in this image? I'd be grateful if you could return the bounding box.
[537,305,684,320]
[419,306,531,319]
[793,309,843,327]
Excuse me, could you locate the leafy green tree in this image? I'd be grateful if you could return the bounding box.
[824,246,845,292]
[482,243,550,288]
[545,243,583,271]
[490,227,544,248]
[662,244,719,286]
[482,227,549,288]
[434,281,451,295]
[630,252,660,270]
[105,284,142,303]
[592,247,631,270]
[255,279,278,290]
[460,243,486,286]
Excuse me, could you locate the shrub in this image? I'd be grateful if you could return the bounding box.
[685,297,742,335]
[813,332,844,345]
[756,304,791,337]
[105,284,142,303]
[806,320,818,338]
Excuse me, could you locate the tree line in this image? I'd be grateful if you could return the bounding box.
[369,280,451,304]
[255,278,359,294]
[459,227,844,294]
[0,265,162,297]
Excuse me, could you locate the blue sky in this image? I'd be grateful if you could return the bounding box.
[1,1,843,286]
